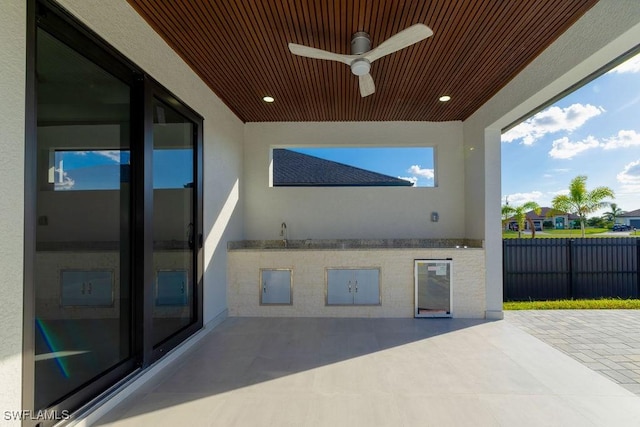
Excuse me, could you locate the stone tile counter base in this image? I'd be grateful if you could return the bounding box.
[227,241,486,318]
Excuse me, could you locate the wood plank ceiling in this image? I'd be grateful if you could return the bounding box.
[127,0,598,123]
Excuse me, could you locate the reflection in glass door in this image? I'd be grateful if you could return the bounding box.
[152,99,196,346]
[29,2,203,419]
[34,28,132,409]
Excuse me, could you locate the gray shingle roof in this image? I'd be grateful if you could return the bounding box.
[505,207,579,222]
[526,207,579,220]
[619,208,640,217]
[273,149,413,187]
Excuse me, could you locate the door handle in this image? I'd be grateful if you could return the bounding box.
[348,281,352,293]
[355,280,358,293]
[263,282,267,293]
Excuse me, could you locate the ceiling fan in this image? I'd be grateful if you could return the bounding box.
[288,24,433,97]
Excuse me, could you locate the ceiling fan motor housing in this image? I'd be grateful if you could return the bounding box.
[350,32,372,76]
[351,31,371,55]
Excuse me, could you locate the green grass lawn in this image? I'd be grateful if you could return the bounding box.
[502,228,639,239]
[504,299,640,310]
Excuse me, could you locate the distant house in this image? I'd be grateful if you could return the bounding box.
[506,207,579,231]
[618,208,640,229]
[273,148,414,187]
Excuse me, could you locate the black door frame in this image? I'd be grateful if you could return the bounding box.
[23,1,203,424]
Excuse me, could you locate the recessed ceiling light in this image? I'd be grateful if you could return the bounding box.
[439,95,451,102]
[263,96,275,103]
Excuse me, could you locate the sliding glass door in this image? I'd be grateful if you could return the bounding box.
[152,98,197,346]
[34,26,134,411]
[27,1,203,423]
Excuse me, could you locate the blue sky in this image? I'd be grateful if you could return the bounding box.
[292,147,435,187]
[54,149,192,190]
[501,52,640,215]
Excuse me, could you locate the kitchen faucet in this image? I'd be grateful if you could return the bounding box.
[280,222,288,247]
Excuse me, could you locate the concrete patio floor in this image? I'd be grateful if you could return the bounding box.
[95,317,640,427]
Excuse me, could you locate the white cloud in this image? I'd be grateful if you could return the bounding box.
[397,176,418,186]
[95,150,122,163]
[53,169,75,190]
[406,165,434,180]
[504,191,543,206]
[548,136,600,159]
[602,130,640,150]
[502,103,604,145]
[617,160,640,196]
[608,54,640,74]
[543,130,640,159]
[550,189,570,197]
[503,190,574,209]
[615,94,640,113]
[68,150,122,162]
[617,159,640,184]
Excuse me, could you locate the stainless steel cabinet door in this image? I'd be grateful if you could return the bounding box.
[327,268,380,305]
[327,269,354,305]
[61,270,114,307]
[353,269,380,305]
[156,270,189,306]
[261,269,292,304]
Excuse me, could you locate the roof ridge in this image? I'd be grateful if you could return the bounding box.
[273,149,413,186]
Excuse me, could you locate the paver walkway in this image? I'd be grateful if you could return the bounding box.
[506,310,640,395]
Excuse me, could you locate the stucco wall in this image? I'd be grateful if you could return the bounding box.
[228,248,485,318]
[0,0,26,422]
[462,0,640,318]
[244,121,464,240]
[56,0,245,324]
[464,0,640,242]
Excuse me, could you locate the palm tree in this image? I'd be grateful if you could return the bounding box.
[551,175,615,238]
[602,203,624,224]
[502,201,542,238]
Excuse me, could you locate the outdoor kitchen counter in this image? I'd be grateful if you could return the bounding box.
[227,239,483,251]
[227,239,486,318]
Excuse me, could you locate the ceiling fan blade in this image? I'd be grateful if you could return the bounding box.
[359,73,375,97]
[364,24,433,63]
[288,43,356,66]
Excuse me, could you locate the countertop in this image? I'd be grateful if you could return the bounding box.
[228,238,483,251]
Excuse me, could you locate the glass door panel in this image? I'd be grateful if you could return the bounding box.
[414,260,452,318]
[34,28,132,409]
[152,99,196,346]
